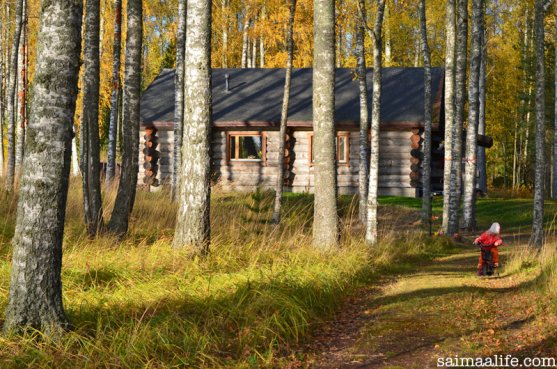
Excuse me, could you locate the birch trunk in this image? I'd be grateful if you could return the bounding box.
[172,0,186,201]
[553,0,557,199]
[477,18,488,194]
[419,0,432,230]
[222,0,228,68]
[106,0,123,184]
[0,9,4,177]
[108,0,142,236]
[71,131,79,176]
[81,0,104,236]
[3,0,82,334]
[365,0,386,246]
[15,0,27,179]
[441,0,456,234]
[448,0,468,235]
[357,0,369,225]
[272,0,296,225]
[0,13,4,177]
[173,0,212,252]
[462,0,483,230]
[5,0,23,191]
[384,2,391,66]
[531,0,546,247]
[260,36,265,67]
[241,5,249,68]
[312,0,338,249]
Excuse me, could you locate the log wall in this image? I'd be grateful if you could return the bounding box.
[139,126,420,197]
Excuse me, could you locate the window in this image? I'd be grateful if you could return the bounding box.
[228,132,266,162]
[308,132,350,165]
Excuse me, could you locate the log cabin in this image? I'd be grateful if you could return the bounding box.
[139,67,446,197]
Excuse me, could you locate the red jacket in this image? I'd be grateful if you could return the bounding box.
[474,232,503,247]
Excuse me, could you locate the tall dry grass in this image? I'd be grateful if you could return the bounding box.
[0,181,454,368]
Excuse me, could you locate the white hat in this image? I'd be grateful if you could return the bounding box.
[488,222,501,234]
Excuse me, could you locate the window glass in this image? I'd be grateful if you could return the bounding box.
[338,136,346,162]
[238,136,263,159]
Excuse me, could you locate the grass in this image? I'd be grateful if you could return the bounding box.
[0,183,455,368]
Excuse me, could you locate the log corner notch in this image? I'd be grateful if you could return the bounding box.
[283,128,294,187]
[143,127,160,188]
[410,128,423,188]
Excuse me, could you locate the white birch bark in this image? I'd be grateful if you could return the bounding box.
[419,0,432,230]
[3,0,82,334]
[272,0,296,225]
[172,0,186,201]
[447,0,468,235]
[15,0,26,178]
[5,0,23,191]
[0,10,4,177]
[477,15,487,194]
[357,0,369,225]
[531,0,547,247]
[106,0,123,184]
[81,0,104,236]
[312,0,338,249]
[108,0,142,236]
[462,0,484,230]
[222,0,228,68]
[441,0,456,235]
[241,3,249,68]
[173,0,212,252]
[365,0,386,246]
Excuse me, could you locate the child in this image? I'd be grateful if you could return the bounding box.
[473,222,503,275]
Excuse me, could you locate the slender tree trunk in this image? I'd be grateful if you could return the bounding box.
[71,130,79,176]
[414,35,420,67]
[553,0,557,199]
[357,0,369,225]
[241,5,249,68]
[312,0,338,249]
[419,0,432,230]
[477,17,488,194]
[531,0,546,247]
[108,0,142,236]
[462,0,483,230]
[260,36,265,67]
[251,30,257,67]
[3,0,82,334]
[272,0,296,225]
[173,0,212,252]
[5,0,23,191]
[106,0,123,185]
[441,0,456,234]
[513,119,518,190]
[384,2,391,66]
[15,0,27,180]
[172,0,186,201]
[0,10,4,177]
[365,0,386,246]
[81,0,104,236]
[222,0,228,68]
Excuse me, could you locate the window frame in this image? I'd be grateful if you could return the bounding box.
[226,131,267,163]
[308,131,350,167]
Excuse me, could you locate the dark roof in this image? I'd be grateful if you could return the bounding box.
[140,68,444,128]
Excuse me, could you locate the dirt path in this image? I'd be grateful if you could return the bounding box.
[299,248,557,369]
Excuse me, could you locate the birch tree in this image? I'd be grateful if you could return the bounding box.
[272,0,296,224]
[173,0,212,252]
[477,15,487,195]
[441,0,456,235]
[0,15,4,177]
[15,0,27,178]
[554,0,557,200]
[462,0,484,230]
[3,0,83,334]
[419,0,432,229]
[356,0,369,225]
[108,0,142,236]
[172,0,186,201]
[531,0,550,247]
[312,0,338,249]
[5,0,23,191]
[365,0,386,246]
[106,0,123,185]
[81,0,104,236]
